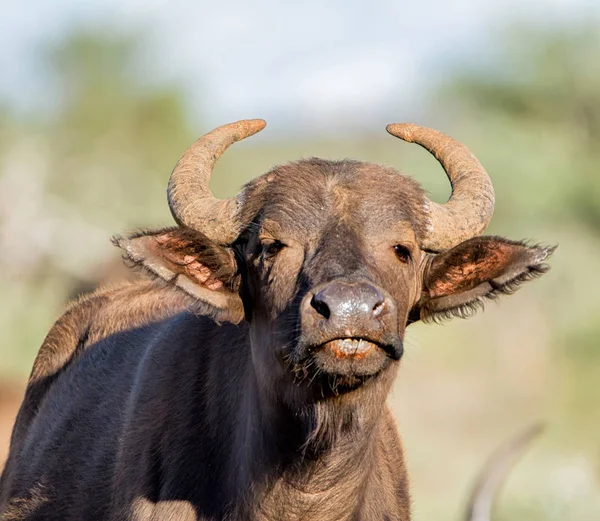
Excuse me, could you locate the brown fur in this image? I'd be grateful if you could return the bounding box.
[0,158,553,521]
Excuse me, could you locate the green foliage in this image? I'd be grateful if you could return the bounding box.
[443,21,600,231]
[42,30,196,229]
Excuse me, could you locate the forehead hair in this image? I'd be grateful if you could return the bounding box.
[239,158,430,241]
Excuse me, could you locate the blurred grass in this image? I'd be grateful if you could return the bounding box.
[1,21,599,521]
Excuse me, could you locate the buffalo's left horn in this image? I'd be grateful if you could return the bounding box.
[386,123,495,252]
[167,119,267,244]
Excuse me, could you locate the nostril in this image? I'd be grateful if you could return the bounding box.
[310,294,331,319]
[369,287,386,318]
[372,300,386,318]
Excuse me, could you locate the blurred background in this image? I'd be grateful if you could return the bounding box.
[1,1,599,519]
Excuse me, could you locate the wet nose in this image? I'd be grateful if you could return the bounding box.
[310,281,385,323]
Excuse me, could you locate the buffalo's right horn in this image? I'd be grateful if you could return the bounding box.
[386,123,495,252]
[167,119,267,245]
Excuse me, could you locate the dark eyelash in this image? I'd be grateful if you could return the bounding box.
[263,240,285,258]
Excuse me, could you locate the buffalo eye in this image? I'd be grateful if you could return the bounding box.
[262,240,285,259]
[394,244,412,264]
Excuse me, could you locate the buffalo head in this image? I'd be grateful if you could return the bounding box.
[117,119,553,404]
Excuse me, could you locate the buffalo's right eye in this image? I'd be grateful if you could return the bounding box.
[394,244,412,264]
[263,240,285,258]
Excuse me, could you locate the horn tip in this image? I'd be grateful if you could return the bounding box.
[386,123,420,142]
[240,118,267,135]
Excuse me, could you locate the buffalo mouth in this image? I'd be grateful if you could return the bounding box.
[319,338,380,359]
[297,336,400,388]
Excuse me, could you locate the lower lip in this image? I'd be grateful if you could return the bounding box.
[322,338,378,359]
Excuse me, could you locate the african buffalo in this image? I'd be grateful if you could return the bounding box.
[0,120,553,521]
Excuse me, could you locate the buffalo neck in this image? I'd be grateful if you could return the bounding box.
[228,333,397,519]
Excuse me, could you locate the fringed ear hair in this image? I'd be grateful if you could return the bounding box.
[412,236,555,323]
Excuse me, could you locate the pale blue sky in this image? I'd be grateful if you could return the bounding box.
[1,0,598,132]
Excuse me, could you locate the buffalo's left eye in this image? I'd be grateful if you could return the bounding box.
[394,244,412,264]
[263,240,285,258]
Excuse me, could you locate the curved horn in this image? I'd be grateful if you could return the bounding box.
[386,123,495,252]
[465,423,544,521]
[167,119,267,244]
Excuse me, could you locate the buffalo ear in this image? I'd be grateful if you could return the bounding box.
[114,227,244,324]
[412,236,555,322]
